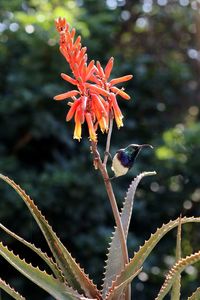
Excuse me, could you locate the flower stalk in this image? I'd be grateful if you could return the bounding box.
[103,114,113,166]
[90,142,129,267]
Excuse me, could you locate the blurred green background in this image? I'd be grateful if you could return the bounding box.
[0,0,200,299]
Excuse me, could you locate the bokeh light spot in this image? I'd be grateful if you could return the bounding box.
[183,200,192,210]
[136,282,144,291]
[179,0,189,6]
[191,188,200,202]
[150,182,160,192]
[106,0,117,9]
[143,0,153,13]
[157,102,166,112]
[9,22,19,32]
[121,10,131,21]
[151,266,160,275]
[0,23,7,32]
[25,25,35,34]
[157,0,168,6]
[138,272,149,282]
[185,265,197,276]
[136,17,149,29]
[188,106,199,116]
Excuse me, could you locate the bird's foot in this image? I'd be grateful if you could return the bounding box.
[104,151,112,160]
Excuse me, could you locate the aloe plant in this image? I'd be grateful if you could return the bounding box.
[1,173,200,300]
[1,17,200,300]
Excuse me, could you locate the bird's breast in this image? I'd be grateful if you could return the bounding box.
[111,154,129,177]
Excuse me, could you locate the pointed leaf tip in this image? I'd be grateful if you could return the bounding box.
[102,171,156,297]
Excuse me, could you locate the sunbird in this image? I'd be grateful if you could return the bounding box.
[111,144,153,178]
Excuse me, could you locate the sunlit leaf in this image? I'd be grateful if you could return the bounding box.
[106,268,142,300]
[102,171,156,297]
[0,174,101,300]
[106,217,200,297]
[0,242,84,300]
[0,222,64,282]
[156,250,200,300]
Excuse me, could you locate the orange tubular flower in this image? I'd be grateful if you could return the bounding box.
[85,113,97,142]
[87,57,132,128]
[54,17,132,141]
[66,98,81,121]
[74,107,82,141]
[54,90,80,101]
[109,93,123,128]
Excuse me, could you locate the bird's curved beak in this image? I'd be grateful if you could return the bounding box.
[139,144,153,149]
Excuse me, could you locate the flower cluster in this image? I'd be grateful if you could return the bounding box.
[54,17,133,142]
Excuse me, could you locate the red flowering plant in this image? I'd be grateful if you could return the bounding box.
[0,17,200,300]
[54,17,132,141]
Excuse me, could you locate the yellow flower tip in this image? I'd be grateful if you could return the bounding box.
[73,121,82,141]
[117,122,123,129]
[98,116,108,134]
[85,112,97,142]
[116,116,124,129]
[99,126,106,134]
[88,129,97,142]
[89,135,97,142]
[73,135,82,142]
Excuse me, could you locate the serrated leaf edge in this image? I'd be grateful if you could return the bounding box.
[0,277,26,300]
[0,174,102,300]
[0,222,64,282]
[102,171,156,297]
[156,250,200,300]
[106,217,200,298]
[0,242,84,300]
[105,268,142,300]
[187,287,200,300]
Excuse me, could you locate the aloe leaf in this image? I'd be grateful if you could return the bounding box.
[0,174,101,300]
[102,171,156,297]
[156,250,200,300]
[187,287,200,300]
[0,222,64,282]
[0,277,26,300]
[170,216,182,300]
[105,268,142,300]
[107,217,200,296]
[0,242,87,300]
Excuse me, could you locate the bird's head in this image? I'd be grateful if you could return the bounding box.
[124,143,153,157]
